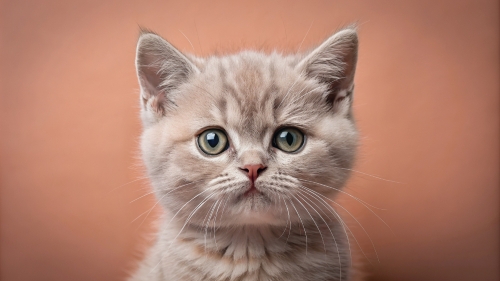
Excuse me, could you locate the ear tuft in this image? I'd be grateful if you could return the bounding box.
[135,30,198,124]
[297,27,358,112]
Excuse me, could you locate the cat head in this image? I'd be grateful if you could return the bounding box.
[136,28,358,227]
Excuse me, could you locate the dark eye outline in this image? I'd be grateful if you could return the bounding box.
[272,127,305,153]
[197,128,229,155]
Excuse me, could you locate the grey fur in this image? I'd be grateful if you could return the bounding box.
[131,27,361,281]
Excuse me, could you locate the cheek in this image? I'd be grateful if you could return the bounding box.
[156,143,232,203]
[166,141,233,182]
[275,139,333,174]
[272,139,352,195]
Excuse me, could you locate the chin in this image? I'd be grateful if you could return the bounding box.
[228,193,284,226]
[233,211,282,226]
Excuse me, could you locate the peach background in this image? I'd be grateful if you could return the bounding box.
[1,0,498,280]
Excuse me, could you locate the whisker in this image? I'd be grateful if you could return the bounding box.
[300,178,392,235]
[285,83,311,107]
[297,178,386,211]
[163,179,204,196]
[136,192,167,230]
[280,195,293,244]
[204,199,219,250]
[295,191,343,280]
[133,178,198,230]
[154,194,217,274]
[129,190,156,203]
[151,192,216,274]
[131,205,157,224]
[276,194,290,239]
[291,193,327,254]
[298,185,371,266]
[339,167,404,184]
[217,196,230,231]
[277,77,300,109]
[299,185,380,262]
[107,176,149,194]
[212,198,225,250]
[171,193,217,251]
[200,199,216,232]
[288,84,324,106]
[297,20,314,52]
[129,180,202,203]
[165,188,213,230]
[178,29,196,53]
[287,198,308,255]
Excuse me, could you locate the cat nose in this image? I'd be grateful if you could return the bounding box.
[240,164,267,183]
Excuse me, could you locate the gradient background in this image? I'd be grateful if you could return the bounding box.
[1,0,498,280]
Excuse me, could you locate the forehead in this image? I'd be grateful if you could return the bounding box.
[175,52,327,138]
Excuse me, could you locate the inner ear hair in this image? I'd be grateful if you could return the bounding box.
[326,86,354,105]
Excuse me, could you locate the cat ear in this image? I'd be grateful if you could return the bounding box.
[135,30,199,124]
[296,27,358,114]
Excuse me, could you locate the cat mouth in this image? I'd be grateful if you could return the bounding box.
[232,181,274,208]
[236,183,269,204]
[243,183,260,197]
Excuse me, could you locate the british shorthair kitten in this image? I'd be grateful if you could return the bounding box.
[130,26,362,281]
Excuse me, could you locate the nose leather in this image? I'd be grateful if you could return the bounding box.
[242,164,266,183]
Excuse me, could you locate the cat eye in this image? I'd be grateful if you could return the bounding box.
[273,128,305,153]
[197,129,229,155]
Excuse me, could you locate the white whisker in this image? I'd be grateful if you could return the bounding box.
[297,20,314,52]
[295,190,343,281]
[302,177,393,236]
[217,196,230,231]
[204,199,220,250]
[130,190,155,203]
[299,184,380,262]
[291,193,327,253]
[287,198,308,255]
[178,29,195,53]
[281,195,293,244]
[277,77,300,109]
[288,84,324,106]
[212,198,225,250]
[108,176,149,194]
[276,195,289,239]
[151,192,216,274]
[339,167,404,184]
[296,186,353,268]
[297,177,386,211]
[164,188,213,230]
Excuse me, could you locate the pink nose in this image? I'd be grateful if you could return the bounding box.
[240,164,267,183]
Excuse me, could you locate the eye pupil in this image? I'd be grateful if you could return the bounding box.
[285,132,294,146]
[279,131,296,146]
[206,132,219,148]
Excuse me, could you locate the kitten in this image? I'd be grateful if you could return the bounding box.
[130,26,360,281]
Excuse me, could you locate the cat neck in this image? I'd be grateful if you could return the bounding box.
[152,213,350,280]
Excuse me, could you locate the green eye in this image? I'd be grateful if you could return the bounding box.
[198,129,228,155]
[273,128,305,153]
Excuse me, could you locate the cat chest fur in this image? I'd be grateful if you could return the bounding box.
[140,220,351,281]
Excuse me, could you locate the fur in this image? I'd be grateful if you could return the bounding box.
[130,27,360,281]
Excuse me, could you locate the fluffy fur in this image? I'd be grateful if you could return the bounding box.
[131,27,360,281]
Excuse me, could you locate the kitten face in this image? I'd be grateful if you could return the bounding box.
[137,28,358,228]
